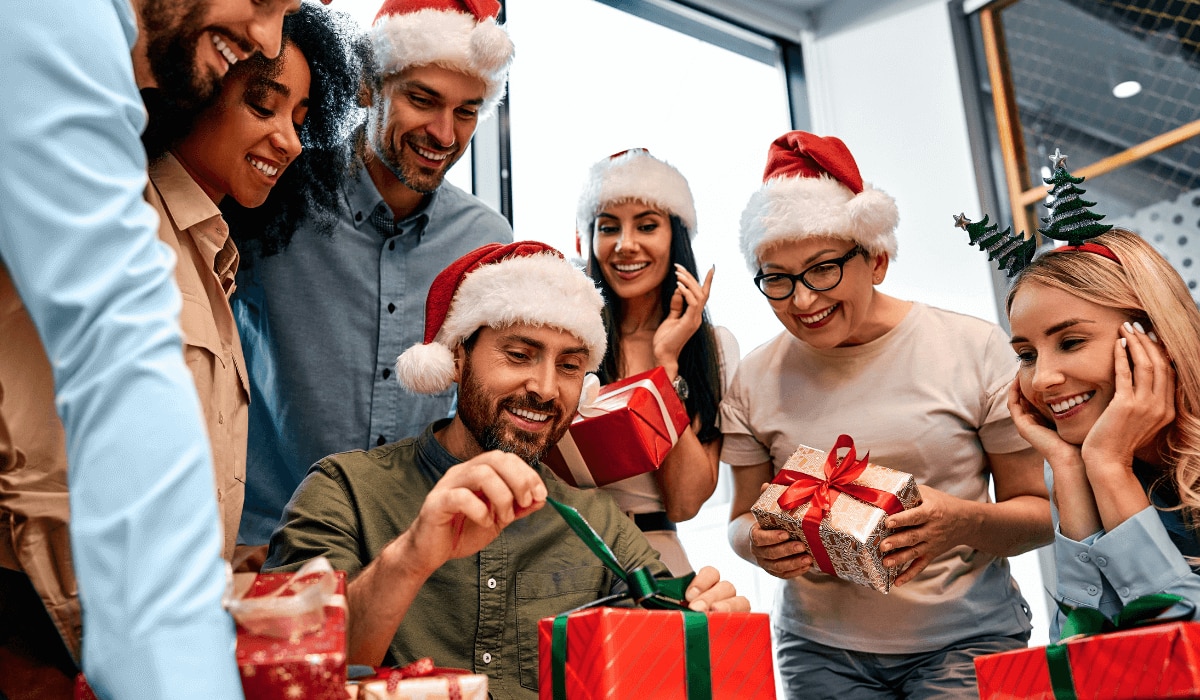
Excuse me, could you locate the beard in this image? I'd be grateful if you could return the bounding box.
[456,361,570,464]
[140,0,222,111]
[369,109,461,195]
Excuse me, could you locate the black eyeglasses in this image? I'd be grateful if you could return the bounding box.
[753,245,866,300]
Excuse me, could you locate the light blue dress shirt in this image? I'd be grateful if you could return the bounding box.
[233,159,512,544]
[1048,460,1200,638]
[0,1,242,697]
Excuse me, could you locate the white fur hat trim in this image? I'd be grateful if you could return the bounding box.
[576,150,697,253]
[370,9,514,118]
[395,252,606,394]
[739,174,899,272]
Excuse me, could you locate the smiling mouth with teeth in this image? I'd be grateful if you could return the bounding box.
[613,262,650,273]
[412,144,452,162]
[247,156,279,177]
[211,34,239,67]
[510,407,551,423]
[798,303,839,324]
[1048,391,1095,415]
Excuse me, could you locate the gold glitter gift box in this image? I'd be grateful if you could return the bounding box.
[751,436,922,593]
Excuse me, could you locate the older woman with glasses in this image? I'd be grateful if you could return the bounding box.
[722,132,1052,699]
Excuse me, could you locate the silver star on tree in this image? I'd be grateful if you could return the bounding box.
[1049,148,1068,169]
[953,212,971,229]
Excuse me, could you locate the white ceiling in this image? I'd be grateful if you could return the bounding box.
[681,0,830,41]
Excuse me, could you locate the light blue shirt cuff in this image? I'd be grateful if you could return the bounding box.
[1091,506,1197,605]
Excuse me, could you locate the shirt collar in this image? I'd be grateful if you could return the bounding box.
[414,419,461,481]
[347,157,435,239]
[150,153,234,279]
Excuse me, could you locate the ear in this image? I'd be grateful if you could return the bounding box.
[451,342,467,385]
[358,80,374,108]
[870,252,890,285]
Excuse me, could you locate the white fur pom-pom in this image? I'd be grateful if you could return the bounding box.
[395,342,455,394]
[470,20,514,75]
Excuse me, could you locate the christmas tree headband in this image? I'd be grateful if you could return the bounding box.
[954,148,1117,278]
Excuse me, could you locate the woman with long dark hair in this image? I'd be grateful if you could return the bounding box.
[577,148,738,575]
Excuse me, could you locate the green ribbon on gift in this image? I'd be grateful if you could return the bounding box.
[1045,593,1194,700]
[546,497,713,700]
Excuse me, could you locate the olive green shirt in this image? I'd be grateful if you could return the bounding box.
[263,420,668,700]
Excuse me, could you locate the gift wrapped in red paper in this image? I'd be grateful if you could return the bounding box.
[976,602,1200,700]
[347,658,488,700]
[544,366,689,488]
[232,558,349,700]
[750,435,922,593]
[537,607,775,700]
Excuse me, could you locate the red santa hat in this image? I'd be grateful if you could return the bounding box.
[739,131,899,271]
[370,0,514,118]
[575,148,698,255]
[396,241,607,394]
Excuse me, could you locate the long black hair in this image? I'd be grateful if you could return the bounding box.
[143,3,363,258]
[587,215,724,442]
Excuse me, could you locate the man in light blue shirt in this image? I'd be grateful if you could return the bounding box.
[0,0,306,697]
[234,0,516,545]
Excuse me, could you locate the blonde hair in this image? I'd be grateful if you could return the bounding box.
[1006,228,1200,531]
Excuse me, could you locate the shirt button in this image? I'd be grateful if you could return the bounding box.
[387,302,396,314]
[1095,556,1107,567]
[482,652,492,664]
[376,435,386,446]
[487,577,497,589]
[1086,585,1099,596]
[382,368,392,379]
[1077,553,1090,563]
[388,240,396,251]
[354,211,363,222]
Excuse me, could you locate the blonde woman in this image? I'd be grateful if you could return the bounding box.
[1006,227,1200,628]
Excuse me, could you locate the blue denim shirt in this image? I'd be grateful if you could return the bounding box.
[0,1,241,697]
[234,160,512,543]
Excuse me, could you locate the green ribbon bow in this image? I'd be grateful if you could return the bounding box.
[1046,593,1194,700]
[546,497,712,700]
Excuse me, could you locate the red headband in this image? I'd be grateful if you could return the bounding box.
[1056,242,1120,264]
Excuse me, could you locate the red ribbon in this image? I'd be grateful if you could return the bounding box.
[770,435,906,577]
[377,657,466,699]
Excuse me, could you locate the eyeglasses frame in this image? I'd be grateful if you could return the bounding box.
[752,244,867,300]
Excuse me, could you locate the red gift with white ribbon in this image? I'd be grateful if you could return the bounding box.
[543,366,690,488]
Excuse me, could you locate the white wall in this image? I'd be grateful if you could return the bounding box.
[804,0,1000,323]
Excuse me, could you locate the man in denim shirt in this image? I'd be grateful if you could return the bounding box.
[234,0,515,548]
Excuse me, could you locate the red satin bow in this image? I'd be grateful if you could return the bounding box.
[770,435,905,576]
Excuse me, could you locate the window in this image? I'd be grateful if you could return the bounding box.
[973,0,1200,301]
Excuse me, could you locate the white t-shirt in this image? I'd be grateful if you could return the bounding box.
[720,302,1033,654]
[602,325,740,575]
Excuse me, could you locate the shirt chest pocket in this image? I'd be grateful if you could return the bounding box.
[179,297,248,482]
[515,566,609,691]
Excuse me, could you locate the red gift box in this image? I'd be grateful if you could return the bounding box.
[536,608,775,699]
[235,567,349,700]
[544,367,689,488]
[975,621,1200,699]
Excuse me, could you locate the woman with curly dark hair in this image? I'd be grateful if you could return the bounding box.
[137,1,362,568]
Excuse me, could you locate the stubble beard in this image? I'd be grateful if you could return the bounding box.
[141,0,222,111]
[456,360,568,465]
[369,108,459,195]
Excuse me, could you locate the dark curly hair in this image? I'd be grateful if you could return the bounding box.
[143,2,365,258]
[586,215,725,442]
